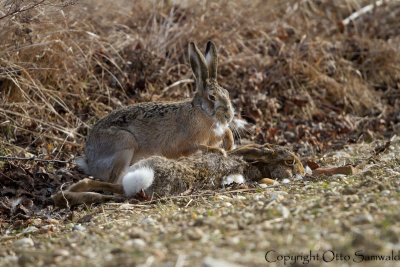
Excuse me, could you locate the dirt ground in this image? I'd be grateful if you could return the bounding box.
[1,0,400,266]
[1,138,399,266]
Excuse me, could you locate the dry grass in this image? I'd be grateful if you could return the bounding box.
[0,0,400,159]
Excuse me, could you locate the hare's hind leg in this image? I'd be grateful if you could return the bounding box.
[67,178,124,194]
[53,179,124,208]
[53,191,123,208]
[87,130,137,183]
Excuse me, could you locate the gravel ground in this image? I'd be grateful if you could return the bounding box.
[1,137,400,267]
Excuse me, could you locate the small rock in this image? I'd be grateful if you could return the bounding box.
[256,201,264,206]
[187,228,204,241]
[125,238,146,248]
[224,202,233,208]
[342,187,357,195]
[284,131,296,141]
[294,174,303,180]
[202,257,243,267]
[141,217,155,226]
[381,190,391,196]
[258,184,268,188]
[252,195,263,201]
[47,219,59,225]
[228,236,240,244]
[73,224,86,231]
[259,178,276,185]
[77,215,93,223]
[353,214,373,225]
[13,238,34,248]
[277,205,290,218]
[53,249,70,257]
[282,179,290,184]
[269,192,286,201]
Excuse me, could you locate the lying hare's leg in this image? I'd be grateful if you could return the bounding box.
[229,144,274,162]
[53,190,123,208]
[67,178,124,194]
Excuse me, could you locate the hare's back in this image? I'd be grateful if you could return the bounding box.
[92,101,190,129]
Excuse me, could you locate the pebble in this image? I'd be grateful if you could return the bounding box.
[141,217,156,226]
[259,178,276,185]
[224,202,233,208]
[342,187,357,195]
[125,238,146,248]
[353,214,373,225]
[73,224,86,231]
[252,195,263,201]
[277,205,290,218]
[269,192,286,201]
[187,228,204,241]
[305,166,312,174]
[53,249,70,257]
[13,238,34,248]
[381,190,391,196]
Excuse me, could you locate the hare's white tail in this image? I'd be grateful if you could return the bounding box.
[122,167,154,196]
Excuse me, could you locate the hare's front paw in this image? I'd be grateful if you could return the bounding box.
[198,145,227,157]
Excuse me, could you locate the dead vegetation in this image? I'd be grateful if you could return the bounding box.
[1,0,400,222]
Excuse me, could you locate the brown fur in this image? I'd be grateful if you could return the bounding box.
[54,144,305,208]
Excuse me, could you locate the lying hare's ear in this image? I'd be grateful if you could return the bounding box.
[205,41,218,80]
[230,145,276,163]
[189,41,208,90]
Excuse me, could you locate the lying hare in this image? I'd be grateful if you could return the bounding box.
[54,144,305,207]
[77,41,235,184]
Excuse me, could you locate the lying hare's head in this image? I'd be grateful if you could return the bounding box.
[231,143,305,179]
[189,41,234,125]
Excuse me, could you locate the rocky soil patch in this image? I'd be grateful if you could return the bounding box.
[1,137,399,266]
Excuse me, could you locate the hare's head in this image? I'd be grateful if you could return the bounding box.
[231,144,305,179]
[189,41,234,125]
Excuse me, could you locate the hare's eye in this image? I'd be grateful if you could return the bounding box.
[208,94,216,101]
[284,159,294,165]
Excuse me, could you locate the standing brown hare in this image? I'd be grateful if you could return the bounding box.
[77,41,235,185]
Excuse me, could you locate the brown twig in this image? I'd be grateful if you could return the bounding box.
[0,155,72,164]
[0,0,46,20]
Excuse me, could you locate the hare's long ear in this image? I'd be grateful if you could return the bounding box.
[230,145,276,163]
[189,41,208,91]
[205,41,218,80]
